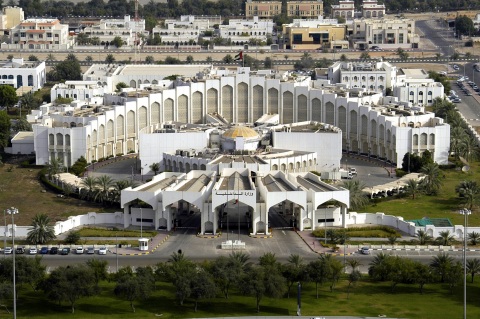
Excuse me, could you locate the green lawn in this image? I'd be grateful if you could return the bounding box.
[6,278,480,318]
[362,162,480,226]
[77,227,157,238]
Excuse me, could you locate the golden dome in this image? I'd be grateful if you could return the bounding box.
[222,126,259,139]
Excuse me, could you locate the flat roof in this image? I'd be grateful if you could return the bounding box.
[118,64,211,77]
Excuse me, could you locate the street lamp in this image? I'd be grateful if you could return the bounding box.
[460,208,471,319]
[6,207,18,319]
[3,209,6,259]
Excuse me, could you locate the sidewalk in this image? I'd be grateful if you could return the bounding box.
[109,231,172,256]
[295,231,358,256]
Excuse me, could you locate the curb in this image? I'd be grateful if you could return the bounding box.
[111,231,173,256]
[249,234,273,238]
[197,233,222,238]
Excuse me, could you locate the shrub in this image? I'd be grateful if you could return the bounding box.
[64,230,81,244]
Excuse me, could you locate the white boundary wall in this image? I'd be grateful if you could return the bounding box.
[4,211,479,241]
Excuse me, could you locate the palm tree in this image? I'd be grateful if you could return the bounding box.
[66,53,78,61]
[420,163,442,195]
[405,179,421,199]
[459,135,480,162]
[81,176,97,201]
[206,56,213,63]
[436,230,455,246]
[466,258,480,283]
[450,126,468,160]
[85,55,93,63]
[456,180,479,210]
[105,54,115,64]
[94,175,115,204]
[341,180,369,210]
[47,157,64,179]
[347,259,361,272]
[26,213,56,244]
[430,253,454,282]
[468,231,480,246]
[111,179,132,204]
[416,229,432,245]
[149,162,160,176]
[20,92,38,110]
[46,53,56,62]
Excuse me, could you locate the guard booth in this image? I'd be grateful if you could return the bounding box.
[138,238,149,251]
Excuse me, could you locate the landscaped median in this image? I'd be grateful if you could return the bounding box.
[76,227,157,238]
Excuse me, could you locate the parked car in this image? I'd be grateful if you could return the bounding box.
[349,167,357,175]
[76,246,84,254]
[87,247,95,254]
[61,248,70,255]
[50,247,59,254]
[360,247,371,255]
[29,247,37,254]
[98,247,107,255]
[453,98,462,103]
[40,247,49,254]
[4,247,12,254]
[15,247,25,254]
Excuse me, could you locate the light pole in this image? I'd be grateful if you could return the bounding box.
[115,232,118,272]
[460,208,471,319]
[140,207,143,238]
[3,209,6,259]
[6,207,18,319]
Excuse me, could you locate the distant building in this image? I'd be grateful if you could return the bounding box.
[82,15,148,47]
[0,6,24,38]
[152,15,217,45]
[282,16,347,50]
[331,0,355,19]
[219,16,274,46]
[361,0,385,18]
[245,0,282,19]
[0,58,46,90]
[286,0,324,19]
[7,18,71,50]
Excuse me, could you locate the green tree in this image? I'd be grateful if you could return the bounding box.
[466,258,480,283]
[80,176,98,201]
[223,54,233,63]
[368,252,392,281]
[282,254,305,298]
[149,162,160,175]
[26,213,56,244]
[41,265,97,313]
[396,48,409,60]
[455,15,475,36]
[468,231,480,246]
[85,55,93,63]
[360,52,370,60]
[116,82,128,92]
[94,175,115,204]
[145,55,155,64]
[465,52,472,59]
[306,259,328,298]
[112,36,123,48]
[456,180,479,210]
[459,135,480,162]
[105,54,116,64]
[206,56,213,63]
[66,53,78,62]
[114,266,154,312]
[416,229,432,245]
[341,180,369,210]
[0,85,19,110]
[12,118,32,132]
[164,56,181,64]
[435,231,455,246]
[413,262,433,294]
[264,57,273,68]
[420,163,442,195]
[339,53,348,61]
[70,156,88,176]
[20,92,40,110]
[28,55,39,61]
[64,230,81,244]
[48,59,82,81]
[0,111,10,150]
[186,55,194,64]
[294,52,314,70]
[86,259,108,288]
[190,269,216,312]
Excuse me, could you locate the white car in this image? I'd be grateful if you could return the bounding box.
[98,247,107,255]
[29,247,37,255]
[4,247,12,254]
[360,247,371,255]
[76,246,84,254]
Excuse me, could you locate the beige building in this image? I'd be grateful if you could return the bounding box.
[245,0,282,19]
[0,6,24,39]
[283,17,346,49]
[331,0,354,19]
[361,0,385,18]
[351,18,419,49]
[8,18,72,50]
[286,0,324,18]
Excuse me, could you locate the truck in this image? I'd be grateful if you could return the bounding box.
[349,167,357,176]
[339,169,353,179]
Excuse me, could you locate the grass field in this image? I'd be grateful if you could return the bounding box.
[77,227,157,238]
[5,277,480,319]
[0,164,116,225]
[362,161,480,226]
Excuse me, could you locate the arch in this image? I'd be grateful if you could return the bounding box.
[282,91,294,123]
[272,164,278,170]
[207,88,218,114]
[127,111,135,135]
[350,110,358,135]
[49,133,54,145]
[185,162,191,173]
[177,95,188,123]
[413,134,418,146]
[179,162,184,172]
[297,94,308,122]
[312,98,322,122]
[99,124,105,143]
[158,218,167,229]
[127,139,135,153]
[92,130,97,145]
[204,221,214,233]
[361,115,368,136]
[420,133,427,145]
[281,163,286,171]
[379,124,385,140]
[288,163,294,171]
[200,164,206,170]
[325,102,335,125]
[16,75,22,87]
[192,163,198,170]
[107,120,114,139]
[268,88,279,114]
[129,80,136,88]
[252,85,263,121]
[192,91,203,124]
[117,115,125,137]
[370,119,377,138]
[151,102,160,125]
[27,75,33,86]
[138,106,147,130]
[237,83,248,123]
[56,133,63,146]
[222,85,233,122]
[338,106,347,135]
[429,133,435,145]
[164,98,174,122]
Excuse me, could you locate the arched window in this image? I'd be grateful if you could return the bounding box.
[410,91,414,95]
[413,134,418,145]
[428,91,432,95]
[419,91,423,96]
